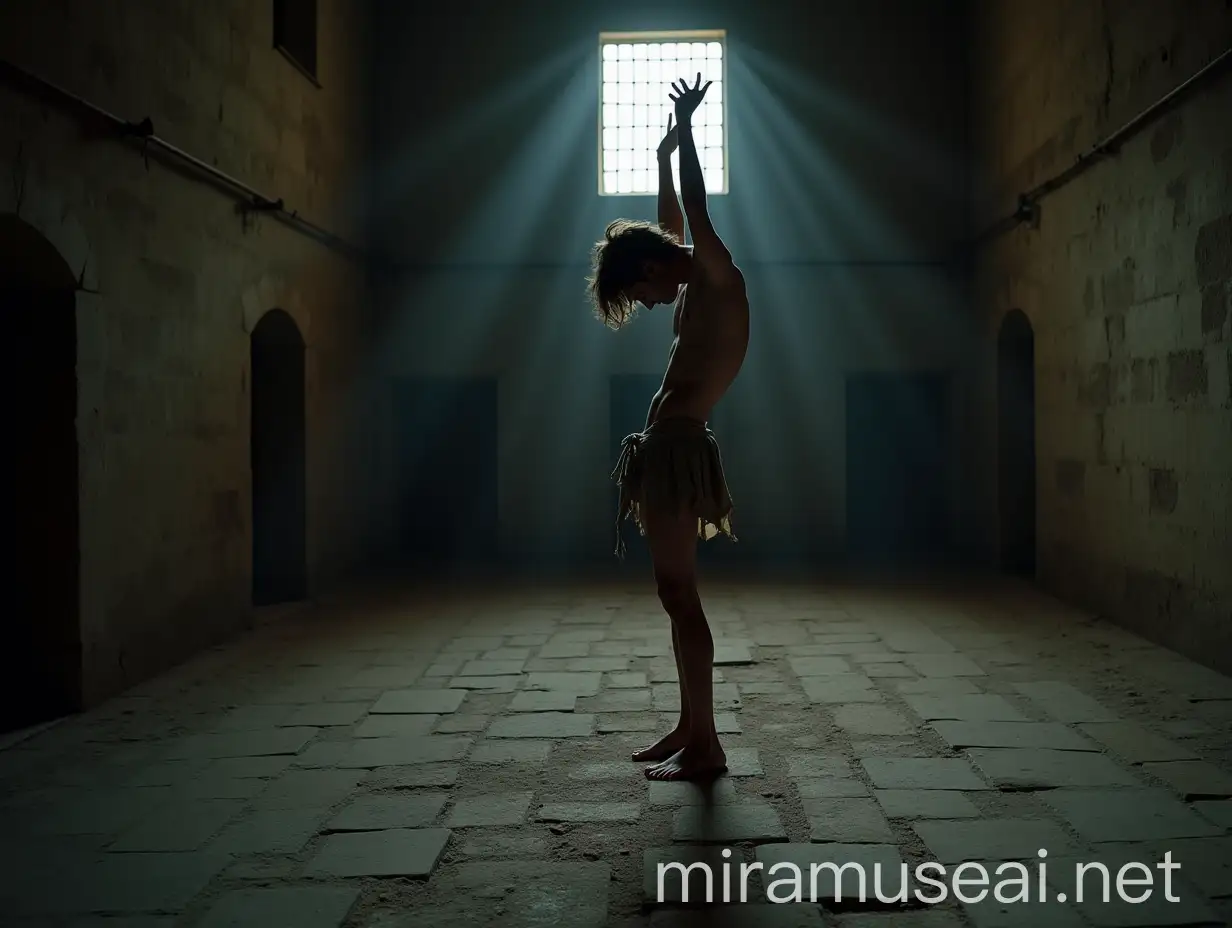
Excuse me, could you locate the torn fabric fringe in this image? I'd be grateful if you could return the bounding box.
[610,416,736,560]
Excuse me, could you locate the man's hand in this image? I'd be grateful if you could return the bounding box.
[656,115,678,160]
[669,73,712,123]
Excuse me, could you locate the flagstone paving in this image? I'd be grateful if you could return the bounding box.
[0,574,1229,926]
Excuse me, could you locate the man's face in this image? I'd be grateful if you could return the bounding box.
[627,261,676,310]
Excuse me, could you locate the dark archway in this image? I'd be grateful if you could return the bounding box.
[1,214,82,733]
[251,308,307,605]
[997,309,1036,577]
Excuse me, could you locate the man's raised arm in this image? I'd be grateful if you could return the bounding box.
[656,115,685,243]
[670,74,733,274]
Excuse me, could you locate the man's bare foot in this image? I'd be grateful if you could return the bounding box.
[632,727,688,763]
[644,742,727,781]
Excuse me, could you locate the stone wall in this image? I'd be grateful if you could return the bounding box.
[0,0,374,705]
[970,0,1232,670]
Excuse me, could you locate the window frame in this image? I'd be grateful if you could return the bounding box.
[274,0,321,87]
[596,29,728,197]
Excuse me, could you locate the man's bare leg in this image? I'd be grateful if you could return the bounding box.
[631,619,691,761]
[639,507,726,781]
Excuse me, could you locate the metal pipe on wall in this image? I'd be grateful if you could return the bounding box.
[0,57,368,262]
[973,45,1232,246]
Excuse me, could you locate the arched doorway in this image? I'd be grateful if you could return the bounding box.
[1,214,81,733]
[997,309,1035,577]
[251,308,307,605]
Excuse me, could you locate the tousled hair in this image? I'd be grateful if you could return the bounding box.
[586,219,681,329]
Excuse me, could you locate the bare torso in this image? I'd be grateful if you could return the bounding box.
[645,263,749,427]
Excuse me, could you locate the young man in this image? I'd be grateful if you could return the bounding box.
[587,76,750,782]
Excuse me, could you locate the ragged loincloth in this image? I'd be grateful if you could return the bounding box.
[610,416,736,559]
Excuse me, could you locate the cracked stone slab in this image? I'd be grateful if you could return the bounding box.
[860,757,990,790]
[874,788,980,819]
[434,714,490,733]
[211,808,329,854]
[325,794,448,832]
[566,657,630,672]
[1193,799,1232,829]
[726,747,763,776]
[354,714,437,738]
[672,799,787,843]
[447,792,533,827]
[597,714,659,733]
[1076,722,1198,763]
[508,691,578,712]
[1141,760,1232,799]
[444,637,505,652]
[649,778,741,805]
[966,749,1140,789]
[913,818,1078,863]
[1041,787,1224,842]
[196,886,361,928]
[282,702,371,727]
[108,798,245,851]
[163,728,319,760]
[470,740,553,764]
[487,712,595,738]
[536,802,641,822]
[569,760,641,780]
[832,705,916,736]
[433,861,609,926]
[750,626,812,646]
[348,666,423,688]
[801,676,883,704]
[369,689,465,715]
[796,777,870,799]
[739,682,792,695]
[581,689,652,712]
[363,764,458,788]
[1011,682,1117,722]
[820,641,890,656]
[482,647,532,661]
[903,654,987,677]
[538,641,591,658]
[305,827,451,878]
[248,769,364,808]
[805,798,895,842]
[337,736,472,768]
[894,678,980,695]
[456,828,549,860]
[1,850,229,916]
[903,694,1028,722]
[714,644,755,665]
[524,672,602,694]
[608,672,649,688]
[457,659,527,676]
[788,657,853,677]
[932,721,1097,751]
[787,753,854,779]
[448,674,521,692]
[755,842,907,906]
[862,662,916,678]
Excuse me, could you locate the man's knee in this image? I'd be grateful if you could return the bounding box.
[656,573,697,615]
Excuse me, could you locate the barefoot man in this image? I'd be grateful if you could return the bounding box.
[586,75,749,781]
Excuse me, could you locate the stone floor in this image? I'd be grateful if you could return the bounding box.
[1,572,1231,927]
